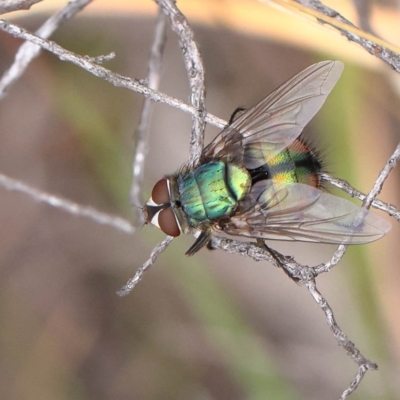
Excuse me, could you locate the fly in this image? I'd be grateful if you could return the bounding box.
[143,61,391,257]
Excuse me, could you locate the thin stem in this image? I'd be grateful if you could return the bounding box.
[305,281,378,399]
[268,0,400,72]
[0,0,93,98]
[209,235,317,281]
[316,142,400,275]
[339,365,370,400]
[321,173,400,222]
[362,142,400,208]
[130,10,168,223]
[117,236,174,296]
[155,0,206,167]
[0,173,135,233]
[0,0,42,15]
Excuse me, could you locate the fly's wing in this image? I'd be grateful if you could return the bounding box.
[223,182,391,244]
[202,61,344,165]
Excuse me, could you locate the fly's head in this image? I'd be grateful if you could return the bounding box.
[143,178,186,237]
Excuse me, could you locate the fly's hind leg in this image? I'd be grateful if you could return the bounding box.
[256,239,299,282]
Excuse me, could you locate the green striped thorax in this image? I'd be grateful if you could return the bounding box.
[144,160,251,238]
[178,161,251,226]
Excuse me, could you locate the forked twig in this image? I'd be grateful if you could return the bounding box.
[0,0,93,98]
[316,142,400,276]
[322,173,400,222]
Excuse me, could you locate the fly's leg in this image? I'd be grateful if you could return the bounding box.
[206,240,216,251]
[256,239,300,282]
[186,230,212,256]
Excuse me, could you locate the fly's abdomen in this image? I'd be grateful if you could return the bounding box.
[246,139,322,188]
[177,160,251,227]
[270,140,322,187]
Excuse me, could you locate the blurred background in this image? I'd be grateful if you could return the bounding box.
[0,0,399,399]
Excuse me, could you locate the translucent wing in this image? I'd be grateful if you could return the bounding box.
[223,183,391,244]
[202,61,344,165]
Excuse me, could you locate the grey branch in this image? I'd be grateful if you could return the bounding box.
[203,233,381,398]
[296,0,400,72]
[156,0,206,167]
[130,10,167,224]
[0,0,42,15]
[0,173,135,234]
[0,0,93,98]
[362,142,400,208]
[316,141,400,276]
[0,18,226,130]
[305,281,378,399]
[117,236,174,296]
[322,173,400,222]
[84,52,116,64]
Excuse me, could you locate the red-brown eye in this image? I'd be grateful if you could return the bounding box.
[159,208,181,237]
[151,179,170,205]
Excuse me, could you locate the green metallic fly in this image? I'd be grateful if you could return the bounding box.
[143,61,391,257]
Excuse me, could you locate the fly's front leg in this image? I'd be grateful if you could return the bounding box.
[186,230,212,256]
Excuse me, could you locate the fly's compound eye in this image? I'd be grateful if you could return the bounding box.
[151,178,170,205]
[158,208,181,237]
[147,178,181,236]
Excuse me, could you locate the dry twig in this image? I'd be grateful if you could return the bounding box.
[155,0,206,167]
[130,10,168,223]
[266,0,400,71]
[0,0,42,15]
[0,173,135,233]
[117,236,174,296]
[0,0,93,98]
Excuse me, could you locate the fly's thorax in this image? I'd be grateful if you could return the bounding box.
[143,177,190,237]
[177,160,251,228]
